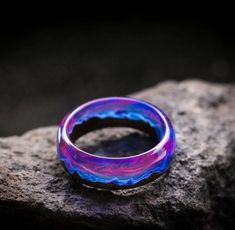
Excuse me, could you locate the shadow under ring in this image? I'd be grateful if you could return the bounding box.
[57,97,176,189]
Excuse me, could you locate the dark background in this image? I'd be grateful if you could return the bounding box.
[1,14,235,137]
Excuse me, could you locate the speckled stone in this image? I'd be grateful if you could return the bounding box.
[0,80,235,229]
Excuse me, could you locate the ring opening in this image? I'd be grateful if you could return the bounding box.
[70,117,159,157]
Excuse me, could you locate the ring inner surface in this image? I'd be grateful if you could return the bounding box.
[67,99,165,158]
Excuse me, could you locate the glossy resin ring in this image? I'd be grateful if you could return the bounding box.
[57,97,176,189]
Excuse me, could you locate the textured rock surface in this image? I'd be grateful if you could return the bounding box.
[0,80,235,229]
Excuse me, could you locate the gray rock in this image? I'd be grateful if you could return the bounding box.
[0,80,235,229]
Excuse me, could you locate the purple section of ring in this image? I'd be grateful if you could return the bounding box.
[57,97,176,187]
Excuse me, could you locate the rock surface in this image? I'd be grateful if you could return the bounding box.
[0,80,235,229]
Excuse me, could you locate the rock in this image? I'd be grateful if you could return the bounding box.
[0,80,235,229]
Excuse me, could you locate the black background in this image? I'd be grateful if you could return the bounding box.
[1,13,235,136]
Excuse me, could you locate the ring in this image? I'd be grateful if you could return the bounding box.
[56,97,176,189]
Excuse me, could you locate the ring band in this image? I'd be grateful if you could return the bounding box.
[57,97,176,189]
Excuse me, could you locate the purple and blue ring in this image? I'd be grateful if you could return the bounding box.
[57,97,176,189]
